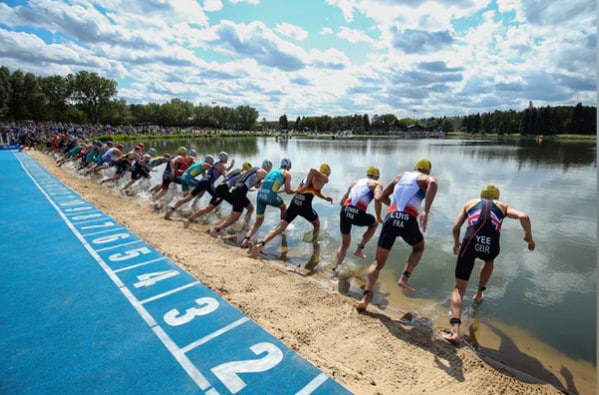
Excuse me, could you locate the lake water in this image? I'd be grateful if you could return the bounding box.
[125,136,596,393]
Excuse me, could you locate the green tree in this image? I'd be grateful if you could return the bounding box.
[40,75,71,122]
[279,114,288,130]
[0,66,11,119]
[362,113,370,132]
[8,70,28,120]
[70,71,117,123]
[235,105,258,130]
[101,98,131,125]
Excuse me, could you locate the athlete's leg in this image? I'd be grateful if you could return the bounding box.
[242,216,264,248]
[443,277,469,344]
[357,246,391,311]
[473,260,494,303]
[354,221,379,259]
[250,219,290,258]
[333,232,351,274]
[397,239,425,293]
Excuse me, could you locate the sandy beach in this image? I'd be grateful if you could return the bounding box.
[27,150,568,395]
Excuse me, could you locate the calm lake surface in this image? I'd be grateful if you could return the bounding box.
[131,136,596,393]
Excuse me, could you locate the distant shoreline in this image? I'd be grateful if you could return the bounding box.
[95,131,597,144]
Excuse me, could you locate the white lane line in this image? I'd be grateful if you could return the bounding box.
[179,317,250,354]
[139,282,200,304]
[17,154,212,391]
[153,326,212,390]
[80,228,122,237]
[114,257,167,273]
[94,239,144,252]
[295,373,329,395]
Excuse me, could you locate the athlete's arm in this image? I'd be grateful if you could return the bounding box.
[452,202,469,255]
[227,159,235,171]
[378,174,401,206]
[372,181,384,222]
[219,162,228,178]
[418,175,438,232]
[505,204,535,251]
[282,171,296,194]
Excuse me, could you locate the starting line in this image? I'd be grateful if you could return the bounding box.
[0,150,350,394]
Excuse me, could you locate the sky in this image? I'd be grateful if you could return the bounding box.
[0,0,596,121]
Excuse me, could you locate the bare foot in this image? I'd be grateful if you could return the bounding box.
[209,227,218,237]
[250,242,263,258]
[397,278,415,293]
[473,291,485,304]
[353,249,367,259]
[356,291,373,312]
[164,208,173,220]
[442,330,460,345]
[240,237,250,249]
[182,219,190,229]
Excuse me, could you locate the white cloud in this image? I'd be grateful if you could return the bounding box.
[203,0,223,12]
[325,0,358,23]
[275,22,309,41]
[336,26,376,45]
[0,0,594,120]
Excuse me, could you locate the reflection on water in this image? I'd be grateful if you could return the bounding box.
[122,136,596,392]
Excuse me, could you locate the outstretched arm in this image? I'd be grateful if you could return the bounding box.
[506,205,535,251]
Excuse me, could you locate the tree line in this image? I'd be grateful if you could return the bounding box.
[0,66,595,135]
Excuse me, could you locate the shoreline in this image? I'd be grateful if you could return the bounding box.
[26,149,572,395]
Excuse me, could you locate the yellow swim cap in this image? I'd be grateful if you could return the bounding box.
[177,146,187,155]
[414,158,431,173]
[366,166,380,178]
[320,163,331,175]
[480,184,500,200]
[242,162,252,171]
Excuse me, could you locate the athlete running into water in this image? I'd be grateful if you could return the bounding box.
[442,184,535,344]
[182,161,251,228]
[209,159,273,237]
[332,166,384,275]
[357,158,438,312]
[250,163,333,259]
[151,146,190,201]
[164,151,233,219]
[240,157,296,249]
